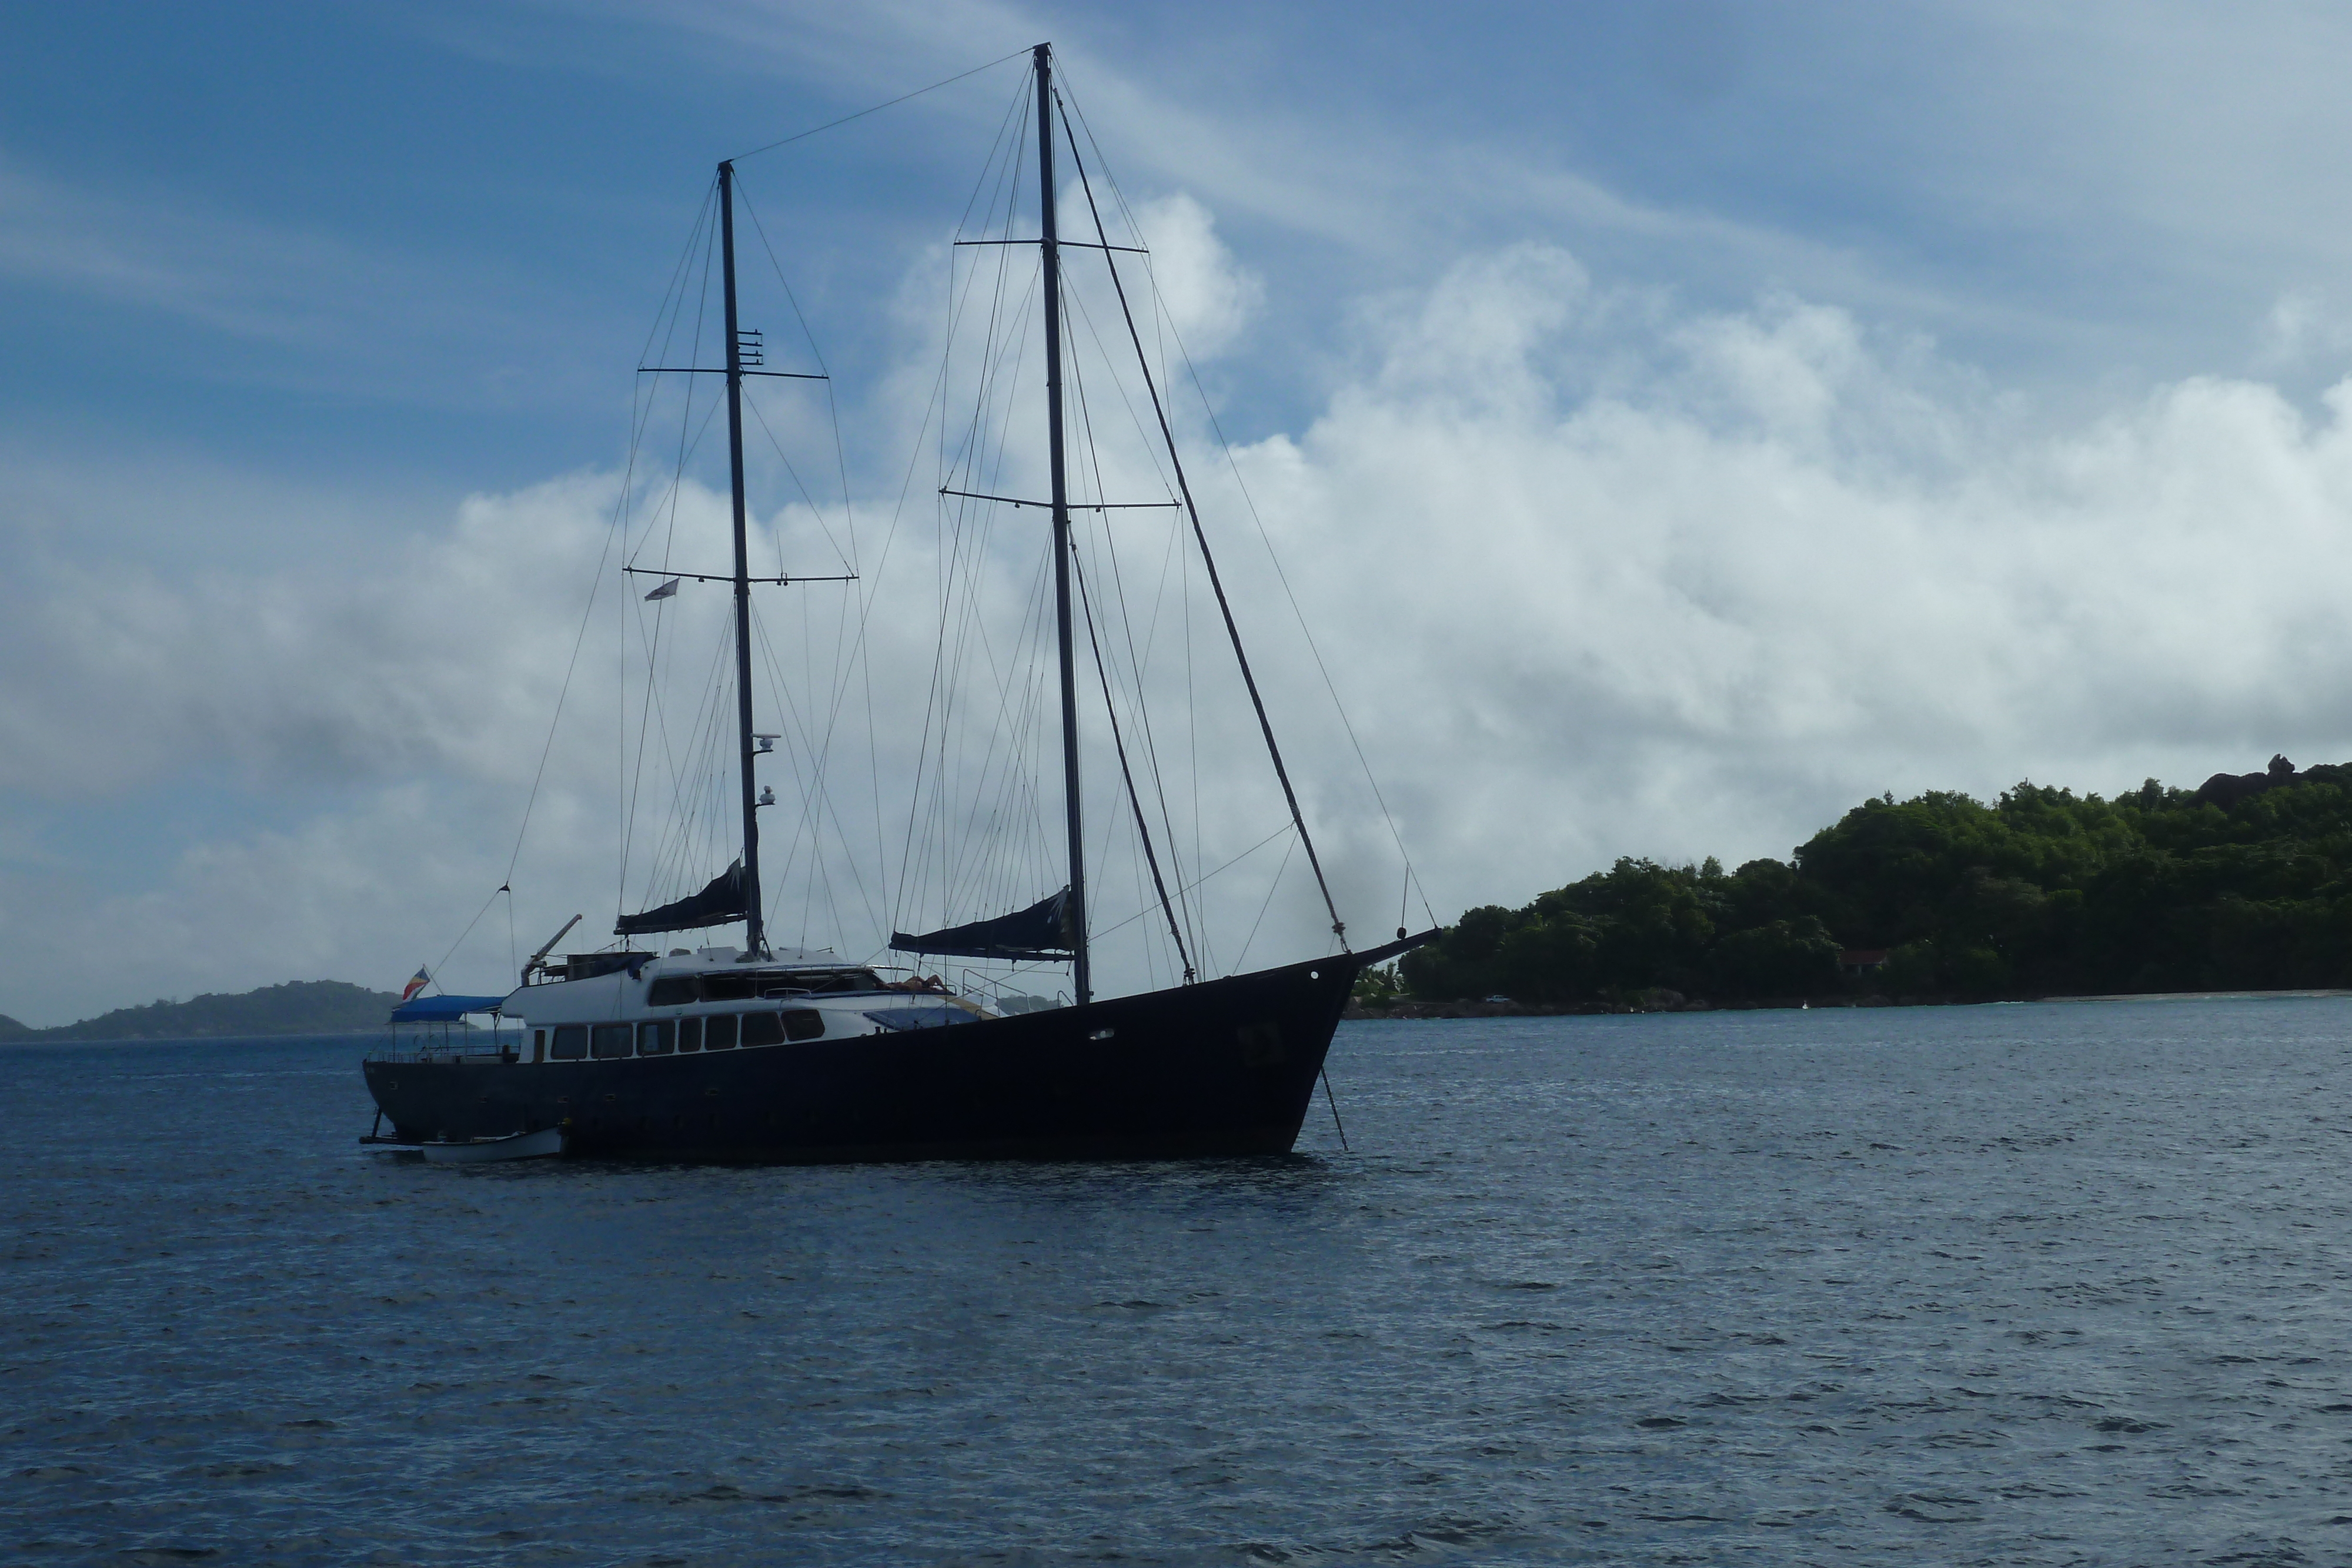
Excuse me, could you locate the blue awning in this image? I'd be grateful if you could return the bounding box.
[389,994,507,1024]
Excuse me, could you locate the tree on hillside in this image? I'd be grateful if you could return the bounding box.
[1399,758,2352,1005]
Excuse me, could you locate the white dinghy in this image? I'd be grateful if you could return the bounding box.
[418,1127,566,1165]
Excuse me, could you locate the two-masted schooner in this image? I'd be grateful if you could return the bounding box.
[362,45,1431,1162]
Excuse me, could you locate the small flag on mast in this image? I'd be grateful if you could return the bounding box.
[644,578,681,601]
[400,967,430,1003]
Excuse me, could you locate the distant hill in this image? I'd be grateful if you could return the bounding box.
[1397,754,2352,1007]
[1,980,404,1042]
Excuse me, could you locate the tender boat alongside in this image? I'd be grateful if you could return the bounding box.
[418,1128,566,1164]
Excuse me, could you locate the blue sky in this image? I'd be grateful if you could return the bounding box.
[9,1,2352,1022]
[19,0,2348,507]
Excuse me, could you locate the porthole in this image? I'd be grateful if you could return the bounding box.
[1090,1027,1115,1041]
[1309,969,1319,979]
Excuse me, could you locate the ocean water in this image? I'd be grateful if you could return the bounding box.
[5,999,2351,1566]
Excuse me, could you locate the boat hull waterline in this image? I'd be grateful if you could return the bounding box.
[363,954,1356,1164]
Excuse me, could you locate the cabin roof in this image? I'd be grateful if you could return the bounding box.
[640,946,859,975]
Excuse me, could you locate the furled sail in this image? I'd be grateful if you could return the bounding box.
[615,860,747,936]
[891,890,1074,962]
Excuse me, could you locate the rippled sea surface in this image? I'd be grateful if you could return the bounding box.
[8,1001,2352,1566]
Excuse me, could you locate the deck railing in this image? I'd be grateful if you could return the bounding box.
[367,1025,521,1064]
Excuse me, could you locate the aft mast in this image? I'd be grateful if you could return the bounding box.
[718,160,766,957]
[1034,44,1089,1005]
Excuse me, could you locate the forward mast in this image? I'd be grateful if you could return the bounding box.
[1033,42,1091,1005]
[717,161,767,958]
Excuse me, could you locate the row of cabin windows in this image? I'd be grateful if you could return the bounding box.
[539,1009,826,1061]
[642,968,883,1008]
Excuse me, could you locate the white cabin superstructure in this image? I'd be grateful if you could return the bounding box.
[497,947,988,1062]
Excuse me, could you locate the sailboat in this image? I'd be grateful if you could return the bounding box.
[362,45,1431,1162]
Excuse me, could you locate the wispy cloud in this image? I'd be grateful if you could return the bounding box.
[0,154,356,344]
[0,147,612,413]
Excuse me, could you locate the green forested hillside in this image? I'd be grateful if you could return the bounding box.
[0,980,402,1042]
[1397,756,2352,1005]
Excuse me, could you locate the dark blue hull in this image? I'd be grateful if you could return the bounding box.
[362,952,1361,1162]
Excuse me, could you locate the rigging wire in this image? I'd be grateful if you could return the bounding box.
[612,159,889,958]
[429,882,509,992]
[729,47,1033,163]
[887,81,1036,937]
[870,73,1038,943]
[1057,82,1438,931]
[621,192,724,910]
[1071,549,1193,979]
[1061,282,1201,964]
[1233,830,1298,974]
[733,187,873,867]
[1090,821,1292,944]
[1051,91,1351,950]
[900,178,1060,937]
[740,389,853,573]
[497,192,723,908]
[751,600,842,951]
[638,615,736,915]
[749,596,883,945]
[732,179,863,559]
[734,178,910,952]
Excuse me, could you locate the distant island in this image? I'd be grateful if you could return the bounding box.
[0,979,403,1043]
[1374,755,2352,1014]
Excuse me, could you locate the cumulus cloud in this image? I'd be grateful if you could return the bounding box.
[2254,289,2352,372]
[1121,193,1262,361]
[1219,244,2352,918]
[0,472,627,796]
[13,228,2352,1022]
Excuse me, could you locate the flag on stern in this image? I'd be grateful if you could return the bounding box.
[400,967,430,1003]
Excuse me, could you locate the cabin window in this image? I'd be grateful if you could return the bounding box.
[703,1014,738,1051]
[532,1029,546,1064]
[700,972,756,1002]
[550,1025,587,1060]
[782,1009,826,1042]
[676,1017,703,1052]
[590,1023,633,1059]
[637,1020,673,1056]
[646,977,697,1008]
[739,1011,786,1048]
